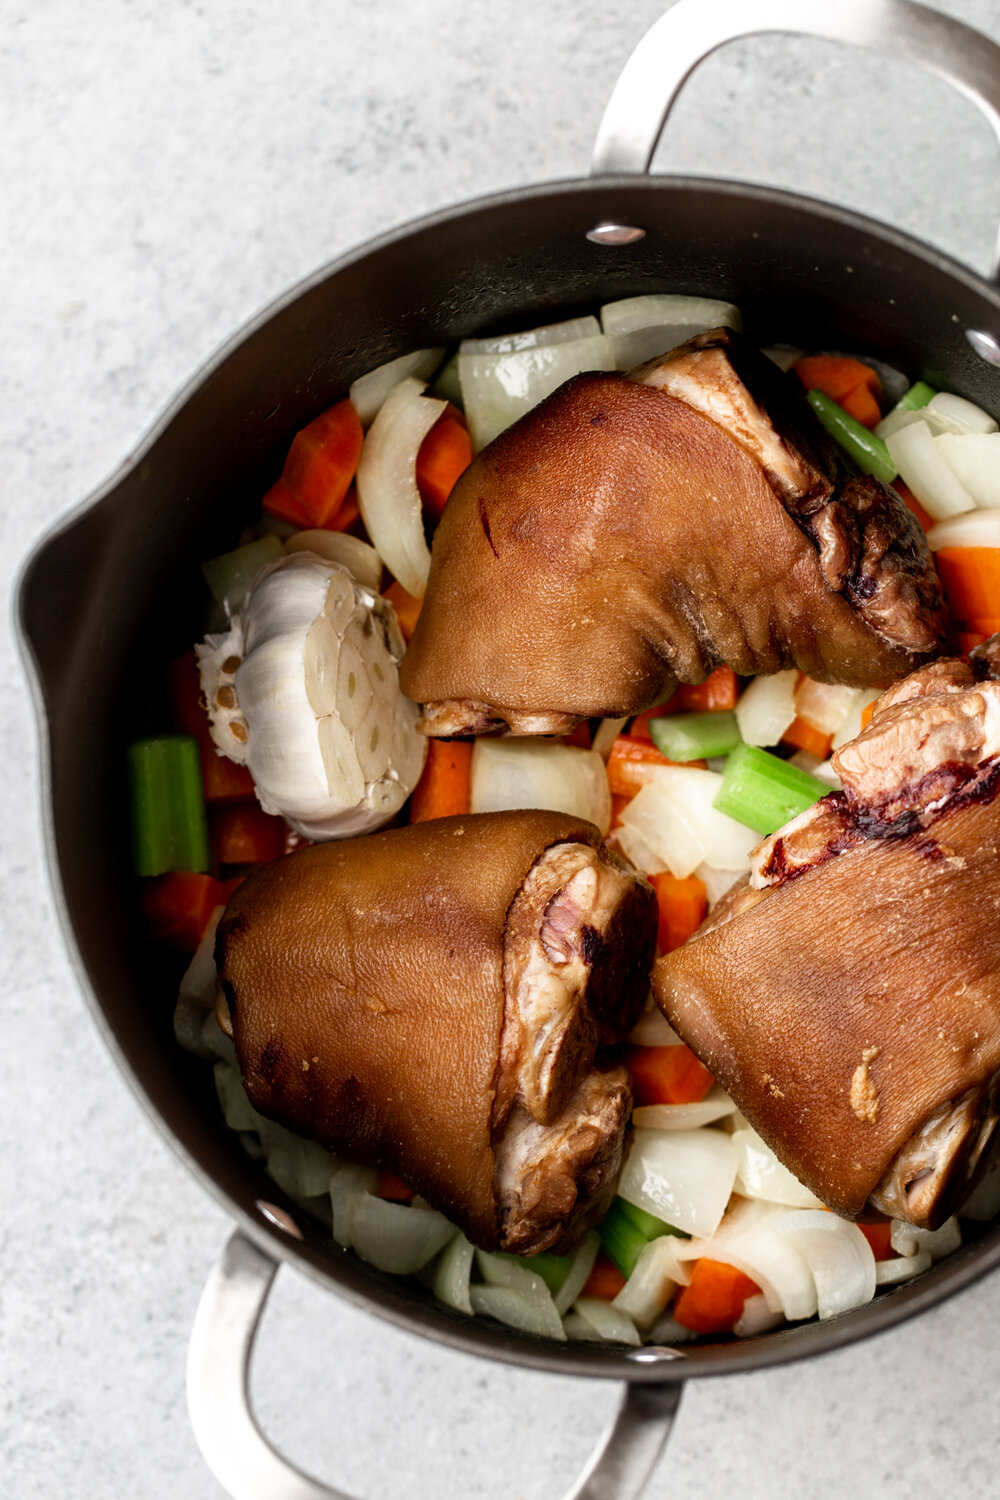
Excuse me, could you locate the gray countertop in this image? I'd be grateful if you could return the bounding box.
[6,2,1000,1495]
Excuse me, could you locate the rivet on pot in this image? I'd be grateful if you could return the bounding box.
[256,1200,304,1239]
[626,1345,687,1363]
[966,328,1000,365]
[586,222,647,246]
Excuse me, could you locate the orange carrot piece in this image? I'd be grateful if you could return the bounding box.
[210,802,287,866]
[892,480,935,534]
[409,740,472,823]
[781,715,833,761]
[139,870,231,953]
[606,734,706,799]
[956,630,988,656]
[376,1170,414,1203]
[794,355,882,406]
[935,547,1000,623]
[561,721,592,750]
[673,1259,761,1335]
[625,1044,715,1108]
[384,578,422,641]
[839,382,883,429]
[629,696,681,739]
[416,404,473,519]
[857,1221,896,1260]
[966,616,1000,637]
[677,666,739,713]
[167,651,257,805]
[861,701,877,730]
[262,478,313,529]
[581,1252,627,1301]
[648,872,707,954]
[278,398,363,529]
[328,486,362,534]
[610,794,631,828]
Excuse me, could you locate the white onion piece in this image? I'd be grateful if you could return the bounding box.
[174,996,218,1059]
[612,1236,690,1330]
[619,771,758,879]
[476,1249,555,1297]
[461,315,600,356]
[179,906,225,1009]
[678,1199,818,1321]
[458,333,615,451]
[886,421,975,519]
[356,376,444,597]
[935,433,1000,510]
[214,1061,263,1133]
[601,294,741,370]
[330,1163,379,1248]
[794,678,860,737]
[628,1001,682,1047]
[469,1285,566,1340]
[573,1298,642,1346]
[732,1126,825,1209]
[201,1011,237,1066]
[695,864,745,911]
[875,407,926,442]
[613,822,669,876]
[284,532,382,592]
[831,688,881,751]
[890,1216,961,1260]
[767,1210,876,1320]
[619,1127,737,1238]
[633,1087,736,1133]
[762,346,803,373]
[735,670,798,747]
[786,753,841,789]
[926,507,1000,551]
[592,716,629,761]
[875,1251,932,1286]
[553,1232,601,1316]
[433,1233,475,1314]
[927,392,997,435]
[647,1311,698,1344]
[470,739,611,835]
[347,1194,456,1275]
[960,1157,1000,1220]
[561,1312,604,1341]
[733,1293,784,1337]
[265,1135,339,1203]
[349,347,445,426]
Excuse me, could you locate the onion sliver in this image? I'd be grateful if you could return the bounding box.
[696,864,745,910]
[926,506,1000,551]
[875,1251,932,1287]
[433,1232,475,1314]
[618,1127,737,1238]
[794,678,860,737]
[831,688,881,751]
[347,1193,456,1274]
[678,1199,818,1321]
[458,333,615,452]
[573,1297,642,1346]
[561,1312,604,1341]
[470,739,611,835]
[552,1232,600,1317]
[461,315,600,356]
[469,1285,566,1341]
[890,1215,961,1260]
[356,376,445,597]
[628,1001,682,1048]
[285,531,383,592]
[601,294,741,371]
[935,433,1000,510]
[349,347,445,426]
[612,1236,689,1331]
[592,715,629,761]
[886,421,975,519]
[619,771,758,878]
[330,1163,379,1249]
[767,1210,875,1320]
[632,1087,736,1132]
[762,346,803,373]
[179,905,225,1009]
[732,1126,825,1209]
[733,1293,783,1338]
[927,392,997,435]
[735,670,798,747]
[613,822,670,876]
[476,1249,556,1299]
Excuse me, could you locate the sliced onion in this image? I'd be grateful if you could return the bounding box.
[732,1126,825,1208]
[628,1000,682,1047]
[349,347,445,426]
[926,507,1000,551]
[469,1285,566,1340]
[552,1232,600,1316]
[200,1011,237,1066]
[927,392,998,435]
[470,739,611,835]
[173,995,218,1058]
[461,315,600,356]
[214,1061,262,1134]
[561,1311,604,1341]
[890,1215,961,1260]
[285,531,382,591]
[886,421,975,519]
[347,1193,456,1274]
[875,1250,932,1286]
[735,670,798,747]
[619,771,758,879]
[767,1210,875,1319]
[762,346,803,373]
[831,688,881,751]
[935,433,1000,509]
[178,905,225,1009]
[476,1249,556,1298]
[458,333,615,451]
[591,716,629,761]
[264,1136,339,1203]
[647,1311,698,1344]
[618,1127,737,1238]
[794,678,860,737]
[633,1087,736,1132]
[734,1292,783,1337]
[355,377,445,597]
[612,1236,689,1331]
[695,864,745,910]
[433,1233,475,1314]
[330,1162,379,1249]
[573,1297,642,1346]
[601,294,741,371]
[613,821,669,876]
[678,1198,818,1321]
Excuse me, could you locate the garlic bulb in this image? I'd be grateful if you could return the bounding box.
[196,552,426,839]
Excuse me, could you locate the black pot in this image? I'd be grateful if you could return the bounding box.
[18,2,1000,1496]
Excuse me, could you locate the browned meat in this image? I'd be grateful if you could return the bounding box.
[215,810,654,1252]
[400,329,947,735]
[652,654,1000,1228]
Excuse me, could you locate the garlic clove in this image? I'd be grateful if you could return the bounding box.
[317,714,366,809]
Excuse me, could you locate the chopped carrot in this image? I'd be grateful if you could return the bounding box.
[956,630,988,656]
[167,651,256,805]
[795,355,882,407]
[329,486,361,534]
[416,404,473,519]
[935,548,1000,624]
[967,616,1000,637]
[677,666,738,713]
[384,578,422,641]
[629,696,680,739]
[610,794,631,828]
[839,381,883,429]
[139,870,232,953]
[606,734,705,799]
[409,740,472,822]
[781,715,833,761]
[581,1252,627,1301]
[673,1259,761,1335]
[262,478,313,529]
[892,480,935,534]
[625,1044,715,1108]
[210,802,286,866]
[274,398,364,529]
[857,1221,896,1260]
[861,701,876,730]
[560,721,592,750]
[649,872,707,953]
[377,1170,414,1203]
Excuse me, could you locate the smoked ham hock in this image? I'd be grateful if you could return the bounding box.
[401,329,947,736]
[216,809,656,1253]
[653,646,1000,1230]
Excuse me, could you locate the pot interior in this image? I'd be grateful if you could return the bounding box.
[20,175,1000,1381]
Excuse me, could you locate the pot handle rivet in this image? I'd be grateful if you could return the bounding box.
[966,329,1000,366]
[187,1229,685,1500]
[586,223,647,246]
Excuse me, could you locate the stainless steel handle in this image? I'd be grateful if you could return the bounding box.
[592,0,1000,277]
[188,1230,683,1500]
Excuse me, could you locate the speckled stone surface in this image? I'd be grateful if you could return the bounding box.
[6,2,1000,1496]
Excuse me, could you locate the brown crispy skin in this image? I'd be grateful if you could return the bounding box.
[652,792,1000,1218]
[400,373,932,722]
[217,810,600,1247]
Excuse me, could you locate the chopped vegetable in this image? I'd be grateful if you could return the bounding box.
[793,676,860,737]
[857,1221,895,1260]
[201,535,284,619]
[672,1258,761,1335]
[620,770,759,878]
[891,380,936,414]
[284,529,383,592]
[329,488,361,534]
[625,1044,715,1108]
[806,389,896,483]
[781,715,832,761]
[649,710,741,762]
[210,803,286,866]
[591,716,629,760]
[580,1252,628,1301]
[616,1197,682,1241]
[731,1127,824,1209]
[128,735,210,877]
[648,871,707,953]
[839,383,882,429]
[676,666,739,713]
[934,547,1000,623]
[734,670,797,748]
[935,433,1000,509]
[469,739,611,835]
[571,1298,641,1346]
[766,1210,875,1320]
[618,1128,737,1238]
[349,347,446,426]
[409,740,472,822]
[416,403,473,518]
[270,399,364,529]
[885,421,974,520]
[356,377,446,597]
[526,1250,572,1296]
[795,356,882,428]
[597,1200,651,1280]
[383,579,422,641]
[376,1170,414,1203]
[629,699,680,739]
[892,479,936,533]
[458,323,615,451]
[926,508,1000,552]
[139,870,234,952]
[261,480,312,529]
[600,294,741,370]
[713,744,828,836]
[606,733,695,799]
[168,651,257,804]
[830,687,881,751]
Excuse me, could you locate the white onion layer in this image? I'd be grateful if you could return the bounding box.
[349,347,445,425]
[875,1251,932,1286]
[619,771,758,879]
[766,1210,876,1320]
[886,421,975,519]
[612,1235,689,1330]
[470,739,611,835]
[573,1298,642,1346]
[935,433,1000,510]
[926,507,1000,552]
[890,1216,961,1260]
[632,1087,736,1132]
[618,1127,737,1238]
[355,376,445,597]
[458,333,615,451]
[732,1126,826,1209]
[735,670,798,747]
[284,531,383,592]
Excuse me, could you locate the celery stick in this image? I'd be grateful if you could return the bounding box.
[201,535,284,617]
[528,1250,572,1295]
[649,710,741,762]
[713,744,829,837]
[806,389,896,484]
[892,380,936,414]
[597,1199,650,1278]
[128,735,210,876]
[616,1197,682,1241]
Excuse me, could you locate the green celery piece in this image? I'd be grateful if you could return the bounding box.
[527,1250,572,1295]
[597,1199,649,1279]
[128,735,210,876]
[429,349,463,407]
[806,389,896,484]
[201,534,284,618]
[892,380,937,413]
[616,1197,682,1241]
[713,743,828,837]
[649,710,741,762]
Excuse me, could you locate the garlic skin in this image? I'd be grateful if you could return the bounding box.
[196,552,426,840]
